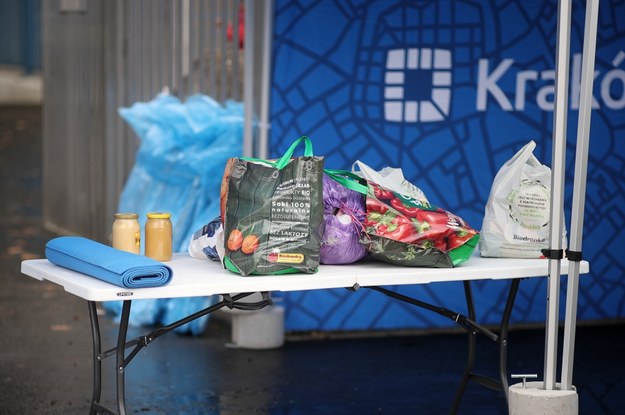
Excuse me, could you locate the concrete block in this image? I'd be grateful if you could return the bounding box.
[509,381,578,415]
[230,305,285,350]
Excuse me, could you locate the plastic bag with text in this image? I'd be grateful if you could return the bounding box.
[479,140,567,258]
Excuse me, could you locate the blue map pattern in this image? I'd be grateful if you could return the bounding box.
[270,0,625,331]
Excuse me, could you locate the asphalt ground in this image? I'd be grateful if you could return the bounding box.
[1,105,624,414]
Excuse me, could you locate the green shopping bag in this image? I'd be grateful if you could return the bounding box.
[223,136,324,276]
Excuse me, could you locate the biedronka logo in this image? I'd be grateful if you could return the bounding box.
[384,48,452,123]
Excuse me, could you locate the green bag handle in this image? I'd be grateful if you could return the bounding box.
[240,136,313,170]
[324,168,368,195]
[275,136,314,169]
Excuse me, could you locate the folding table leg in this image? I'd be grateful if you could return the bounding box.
[83,293,269,414]
[449,281,478,414]
[88,301,102,415]
[498,278,520,401]
[365,280,521,413]
[116,300,132,415]
[449,279,520,414]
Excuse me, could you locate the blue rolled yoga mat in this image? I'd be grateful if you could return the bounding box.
[45,236,173,288]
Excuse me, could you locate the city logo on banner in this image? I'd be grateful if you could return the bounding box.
[384,48,452,122]
[478,50,625,112]
[384,48,625,123]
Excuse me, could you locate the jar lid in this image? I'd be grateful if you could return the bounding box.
[147,212,171,219]
[114,213,139,219]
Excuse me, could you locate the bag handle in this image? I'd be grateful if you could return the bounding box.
[239,136,313,170]
[505,140,536,167]
[275,136,314,169]
[325,168,368,194]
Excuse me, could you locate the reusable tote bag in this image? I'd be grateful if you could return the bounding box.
[223,136,324,276]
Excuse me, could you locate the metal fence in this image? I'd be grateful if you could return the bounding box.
[42,0,253,242]
[123,0,245,103]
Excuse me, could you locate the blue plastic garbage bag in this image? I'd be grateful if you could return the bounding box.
[104,93,244,335]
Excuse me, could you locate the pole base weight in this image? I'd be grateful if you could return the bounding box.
[231,305,285,350]
[509,381,578,415]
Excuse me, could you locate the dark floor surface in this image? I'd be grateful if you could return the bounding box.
[1,105,624,414]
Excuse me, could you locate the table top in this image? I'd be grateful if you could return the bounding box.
[20,254,590,302]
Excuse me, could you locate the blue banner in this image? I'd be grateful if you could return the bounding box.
[270,0,625,331]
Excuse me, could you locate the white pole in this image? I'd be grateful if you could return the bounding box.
[243,0,255,157]
[258,0,274,160]
[561,0,599,391]
[544,0,572,391]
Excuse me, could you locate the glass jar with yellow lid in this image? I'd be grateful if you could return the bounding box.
[145,212,173,261]
[112,213,141,254]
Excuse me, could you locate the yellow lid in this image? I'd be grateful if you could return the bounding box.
[147,212,171,219]
[114,213,139,219]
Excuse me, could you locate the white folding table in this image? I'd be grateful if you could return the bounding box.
[21,254,589,415]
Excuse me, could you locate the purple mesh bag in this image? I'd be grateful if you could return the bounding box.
[320,174,366,264]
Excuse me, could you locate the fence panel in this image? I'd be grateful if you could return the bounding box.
[43,0,246,242]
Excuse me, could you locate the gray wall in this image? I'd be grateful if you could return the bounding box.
[42,0,246,243]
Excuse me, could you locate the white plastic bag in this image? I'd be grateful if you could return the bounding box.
[187,217,224,262]
[479,140,567,258]
[352,160,429,204]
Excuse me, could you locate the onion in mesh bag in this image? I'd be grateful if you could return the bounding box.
[320,174,366,264]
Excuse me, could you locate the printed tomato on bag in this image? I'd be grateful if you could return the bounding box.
[360,182,479,268]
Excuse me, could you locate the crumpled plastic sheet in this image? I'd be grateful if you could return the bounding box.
[104,93,244,335]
